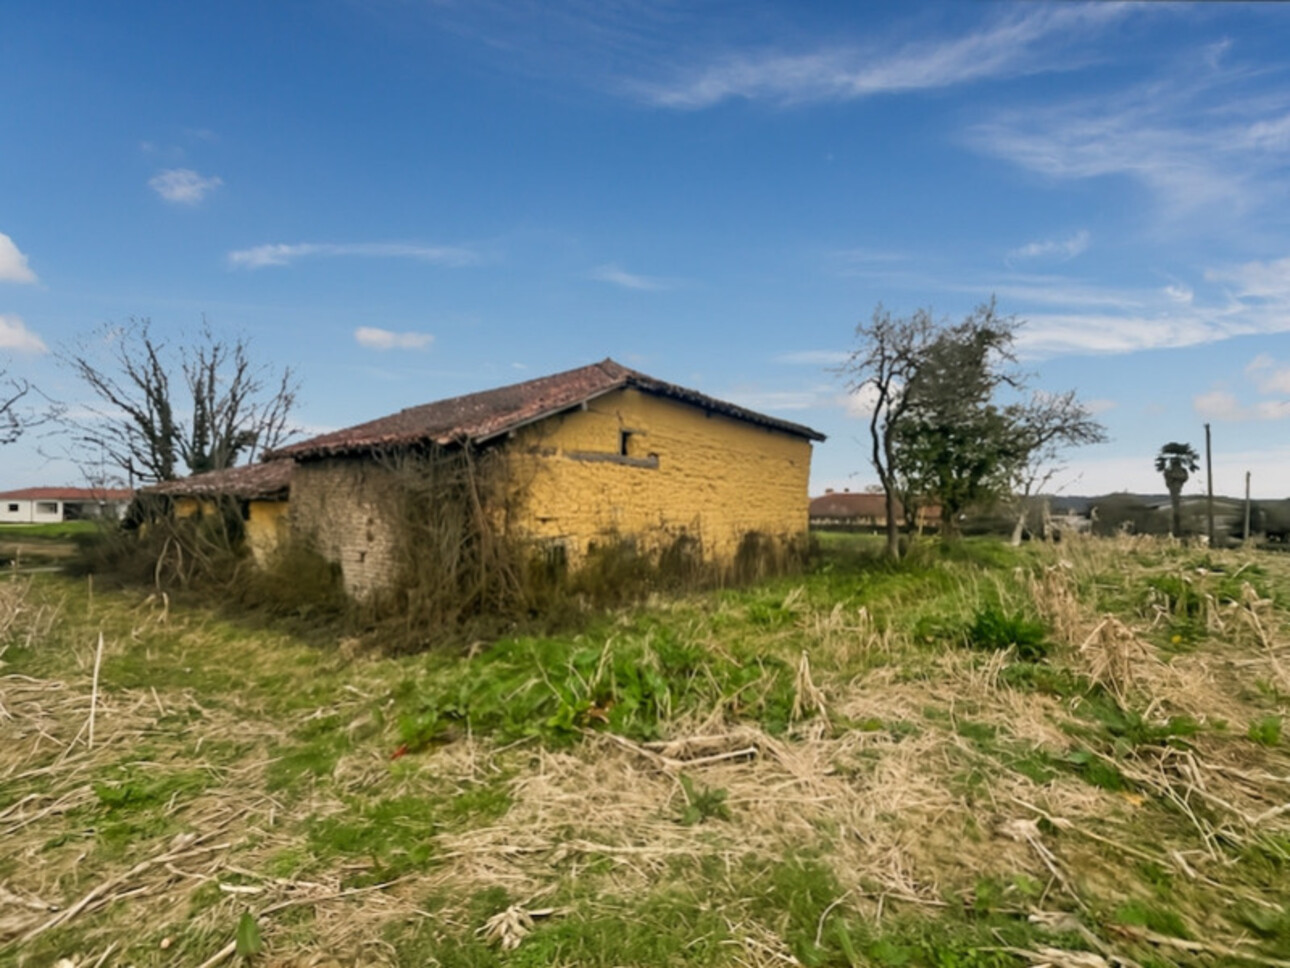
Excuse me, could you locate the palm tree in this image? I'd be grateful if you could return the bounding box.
[1155,442,1199,538]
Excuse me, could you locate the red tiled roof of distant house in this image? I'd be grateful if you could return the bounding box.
[0,486,133,502]
[809,491,942,522]
[268,358,826,461]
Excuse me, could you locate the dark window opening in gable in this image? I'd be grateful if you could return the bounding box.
[619,430,632,457]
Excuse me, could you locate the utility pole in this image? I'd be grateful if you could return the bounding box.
[1244,471,1252,545]
[1205,423,1215,547]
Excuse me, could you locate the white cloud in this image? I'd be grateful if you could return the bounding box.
[632,4,1127,108]
[1206,255,1290,301]
[0,314,47,353]
[589,263,671,291]
[228,242,480,270]
[1194,390,1244,421]
[1246,355,1290,395]
[976,249,1290,358]
[0,233,37,284]
[149,168,223,205]
[776,350,850,365]
[1194,389,1290,422]
[1017,312,1227,356]
[840,384,882,419]
[354,327,435,350]
[1006,230,1089,266]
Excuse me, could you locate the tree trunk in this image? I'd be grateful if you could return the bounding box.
[1170,487,1182,539]
[884,487,900,559]
[1010,509,1026,547]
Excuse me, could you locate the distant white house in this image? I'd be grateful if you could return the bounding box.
[0,487,133,524]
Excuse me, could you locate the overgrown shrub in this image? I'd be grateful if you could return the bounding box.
[69,495,246,589]
[965,603,1050,661]
[234,541,348,619]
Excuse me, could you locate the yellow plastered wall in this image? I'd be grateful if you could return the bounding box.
[172,497,203,518]
[170,495,288,566]
[508,387,812,563]
[247,500,290,566]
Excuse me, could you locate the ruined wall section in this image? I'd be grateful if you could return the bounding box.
[172,496,290,568]
[246,500,290,567]
[511,387,812,564]
[288,457,400,598]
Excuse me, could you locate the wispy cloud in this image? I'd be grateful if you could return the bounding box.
[1005,230,1089,267]
[149,168,223,205]
[1246,354,1290,395]
[721,389,820,412]
[0,314,47,353]
[589,263,671,290]
[1206,255,1290,301]
[228,242,480,270]
[631,5,1128,108]
[1015,250,1290,356]
[850,248,1290,358]
[354,327,435,350]
[1194,389,1290,422]
[777,350,850,366]
[0,233,38,284]
[967,58,1290,224]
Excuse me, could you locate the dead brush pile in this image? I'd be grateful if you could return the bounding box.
[1,539,1289,967]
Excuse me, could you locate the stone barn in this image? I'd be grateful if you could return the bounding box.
[268,359,825,598]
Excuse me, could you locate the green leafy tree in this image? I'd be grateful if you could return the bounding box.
[891,302,1023,538]
[1155,441,1199,538]
[842,299,1105,551]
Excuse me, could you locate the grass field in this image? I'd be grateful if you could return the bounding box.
[2,534,1289,967]
[0,522,102,569]
[0,522,103,541]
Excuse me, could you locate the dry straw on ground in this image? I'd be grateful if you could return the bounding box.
[3,540,1290,966]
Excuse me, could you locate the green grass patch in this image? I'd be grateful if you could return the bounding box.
[0,520,102,540]
[1248,715,1283,747]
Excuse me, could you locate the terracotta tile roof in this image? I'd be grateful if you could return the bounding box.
[809,492,942,521]
[142,460,293,501]
[268,358,826,461]
[0,486,133,502]
[810,492,889,519]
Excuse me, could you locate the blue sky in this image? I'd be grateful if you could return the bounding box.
[3,1,1289,497]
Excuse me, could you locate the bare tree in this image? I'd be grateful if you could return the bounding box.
[1,367,33,446]
[839,305,936,559]
[61,318,298,484]
[1004,391,1108,545]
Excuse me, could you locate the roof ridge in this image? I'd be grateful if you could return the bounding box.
[267,358,825,461]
